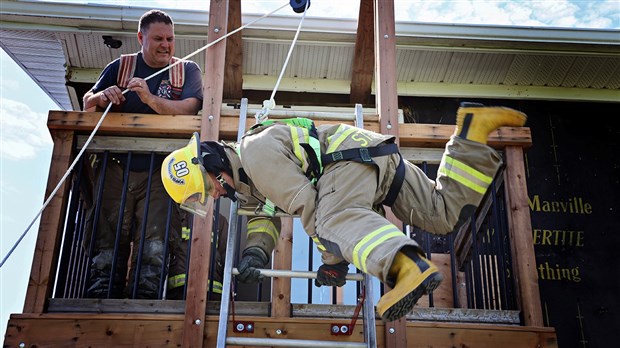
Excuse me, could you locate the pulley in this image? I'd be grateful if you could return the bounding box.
[290,0,310,13]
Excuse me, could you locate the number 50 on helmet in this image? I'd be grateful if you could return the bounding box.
[161,132,216,216]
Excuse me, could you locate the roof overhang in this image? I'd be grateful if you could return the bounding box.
[1,0,619,111]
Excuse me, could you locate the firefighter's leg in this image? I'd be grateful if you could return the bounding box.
[316,160,437,321]
[128,170,179,299]
[455,102,526,144]
[86,161,132,298]
[375,247,443,321]
[391,133,504,236]
[166,213,189,300]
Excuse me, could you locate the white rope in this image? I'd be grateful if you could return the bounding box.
[255,1,310,123]
[0,2,290,269]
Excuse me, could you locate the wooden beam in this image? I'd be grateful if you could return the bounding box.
[5,314,557,347]
[271,217,294,318]
[374,0,407,345]
[504,146,544,327]
[183,1,229,347]
[374,0,399,138]
[349,0,374,105]
[46,298,522,324]
[183,198,214,346]
[48,111,532,149]
[201,0,229,141]
[47,111,202,138]
[23,130,74,314]
[223,0,243,101]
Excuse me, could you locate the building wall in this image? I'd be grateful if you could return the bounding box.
[401,96,620,348]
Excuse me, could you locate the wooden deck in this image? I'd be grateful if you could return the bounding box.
[6,312,556,348]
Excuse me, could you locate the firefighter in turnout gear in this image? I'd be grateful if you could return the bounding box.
[161,103,526,321]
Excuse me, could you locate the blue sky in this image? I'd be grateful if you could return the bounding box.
[1,0,619,341]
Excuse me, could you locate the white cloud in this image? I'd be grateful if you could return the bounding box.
[41,0,620,29]
[0,98,53,160]
[396,0,619,29]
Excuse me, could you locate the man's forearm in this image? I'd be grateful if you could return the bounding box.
[82,90,102,111]
[145,95,202,115]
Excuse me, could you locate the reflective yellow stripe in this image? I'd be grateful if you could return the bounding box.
[353,224,402,273]
[247,218,278,245]
[326,125,356,153]
[290,125,310,173]
[169,276,222,294]
[235,143,242,161]
[181,227,190,240]
[311,236,327,251]
[262,199,276,217]
[440,156,493,194]
[168,274,186,289]
[291,125,304,164]
[209,280,223,294]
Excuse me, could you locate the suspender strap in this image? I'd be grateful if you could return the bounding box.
[117,54,138,88]
[169,57,185,88]
[382,154,405,207]
[321,143,399,166]
[300,142,322,182]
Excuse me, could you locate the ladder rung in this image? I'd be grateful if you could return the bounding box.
[226,337,367,348]
[232,268,365,281]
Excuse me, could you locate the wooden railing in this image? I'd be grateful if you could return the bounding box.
[4,110,554,347]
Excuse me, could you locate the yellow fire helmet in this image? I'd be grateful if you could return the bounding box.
[161,132,215,216]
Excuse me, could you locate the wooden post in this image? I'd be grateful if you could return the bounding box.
[504,145,544,327]
[23,129,74,313]
[374,0,399,138]
[201,1,229,142]
[374,0,407,346]
[350,0,374,105]
[223,0,243,101]
[271,217,294,318]
[182,1,229,347]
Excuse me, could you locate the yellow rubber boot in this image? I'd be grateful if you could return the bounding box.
[376,251,443,322]
[455,102,527,144]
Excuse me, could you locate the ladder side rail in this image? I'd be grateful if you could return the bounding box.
[216,97,249,347]
[355,103,377,348]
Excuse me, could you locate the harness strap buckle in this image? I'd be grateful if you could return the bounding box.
[331,152,344,162]
[359,148,372,162]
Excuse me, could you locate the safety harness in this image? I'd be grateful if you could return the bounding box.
[249,117,405,208]
[252,117,323,184]
[321,142,405,207]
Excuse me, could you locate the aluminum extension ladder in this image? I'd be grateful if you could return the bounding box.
[215,99,377,347]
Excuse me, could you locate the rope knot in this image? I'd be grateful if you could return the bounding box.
[255,98,276,123]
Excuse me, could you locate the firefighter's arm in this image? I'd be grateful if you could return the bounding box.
[237,217,280,283]
[238,125,318,236]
